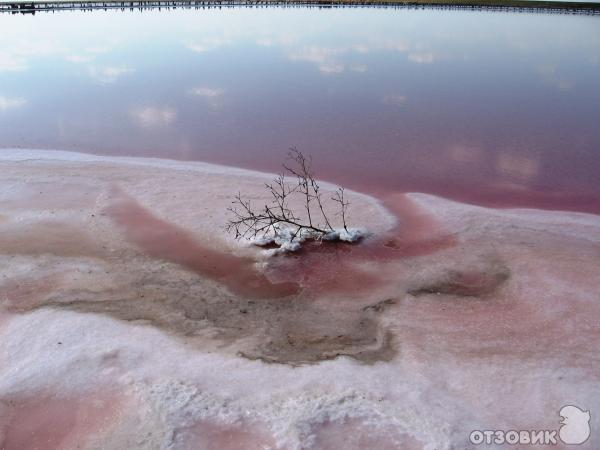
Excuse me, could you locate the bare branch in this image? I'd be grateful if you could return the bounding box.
[332,187,350,232]
[284,147,315,228]
[226,149,353,247]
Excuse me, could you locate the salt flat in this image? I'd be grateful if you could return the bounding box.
[0,150,599,449]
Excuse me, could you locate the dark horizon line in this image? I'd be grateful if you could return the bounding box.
[2,0,599,15]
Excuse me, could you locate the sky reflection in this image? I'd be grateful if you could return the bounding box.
[0,8,599,212]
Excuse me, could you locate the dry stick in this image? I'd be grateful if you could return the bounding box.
[332,187,349,232]
[226,149,351,244]
[227,198,329,239]
[311,177,334,232]
[285,148,334,232]
[284,148,314,228]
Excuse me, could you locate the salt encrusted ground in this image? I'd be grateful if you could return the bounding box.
[0,150,599,449]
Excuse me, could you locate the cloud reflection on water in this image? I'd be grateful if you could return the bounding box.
[0,96,26,111]
[0,8,599,212]
[0,52,28,72]
[130,106,177,128]
[88,65,134,84]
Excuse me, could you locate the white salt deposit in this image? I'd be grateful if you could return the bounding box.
[0,150,599,449]
[251,227,368,254]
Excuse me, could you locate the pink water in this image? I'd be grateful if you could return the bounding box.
[1,8,599,213]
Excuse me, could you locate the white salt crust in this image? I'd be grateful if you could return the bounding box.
[0,149,599,449]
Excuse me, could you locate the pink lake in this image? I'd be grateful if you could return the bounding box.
[0,7,599,213]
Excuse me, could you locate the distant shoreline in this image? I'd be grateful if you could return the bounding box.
[2,0,599,14]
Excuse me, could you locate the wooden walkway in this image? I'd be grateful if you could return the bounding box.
[1,0,599,14]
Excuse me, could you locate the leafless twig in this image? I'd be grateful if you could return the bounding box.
[226,148,352,244]
[332,187,350,232]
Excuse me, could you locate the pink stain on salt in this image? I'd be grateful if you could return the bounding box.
[0,274,63,311]
[379,192,457,258]
[311,418,424,450]
[266,193,456,296]
[0,182,98,211]
[172,420,280,450]
[106,187,454,298]
[174,418,425,450]
[0,390,127,450]
[105,187,299,298]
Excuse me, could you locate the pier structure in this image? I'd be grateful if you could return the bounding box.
[1,0,599,14]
